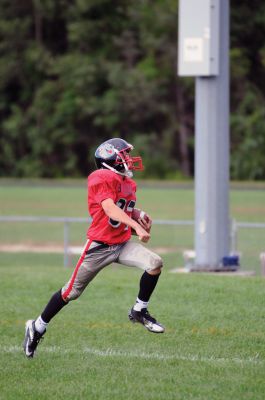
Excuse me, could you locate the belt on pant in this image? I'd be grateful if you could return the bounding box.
[85,240,109,255]
[93,240,109,245]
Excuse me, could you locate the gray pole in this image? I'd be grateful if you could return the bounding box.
[194,0,230,269]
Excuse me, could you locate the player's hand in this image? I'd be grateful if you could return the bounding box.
[134,224,151,243]
[138,213,152,233]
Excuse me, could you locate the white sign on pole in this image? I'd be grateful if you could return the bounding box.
[183,38,203,62]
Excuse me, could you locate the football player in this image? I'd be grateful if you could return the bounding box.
[23,138,164,358]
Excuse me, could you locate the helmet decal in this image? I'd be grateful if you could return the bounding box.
[98,143,116,159]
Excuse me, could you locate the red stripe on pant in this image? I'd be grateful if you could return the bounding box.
[62,239,92,301]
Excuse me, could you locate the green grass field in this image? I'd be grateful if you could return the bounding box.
[1,253,265,399]
[1,180,265,399]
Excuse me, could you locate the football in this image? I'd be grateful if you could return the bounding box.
[132,208,149,222]
[131,208,151,233]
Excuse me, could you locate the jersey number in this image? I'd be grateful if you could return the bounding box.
[109,199,136,228]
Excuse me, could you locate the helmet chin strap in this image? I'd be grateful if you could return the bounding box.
[101,162,133,178]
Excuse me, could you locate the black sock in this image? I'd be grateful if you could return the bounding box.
[41,289,68,323]
[137,271,161,303]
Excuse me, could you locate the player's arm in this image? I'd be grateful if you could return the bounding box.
[101,198,150,243]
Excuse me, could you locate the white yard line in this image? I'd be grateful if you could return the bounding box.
[0,345,262,365]
[83,347,262,365]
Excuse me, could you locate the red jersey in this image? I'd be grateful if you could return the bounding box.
[87,169,137,244]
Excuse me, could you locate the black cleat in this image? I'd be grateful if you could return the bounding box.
[23,320,45,358]
[128,308,165,333]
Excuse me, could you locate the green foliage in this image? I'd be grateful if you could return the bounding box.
[0,1,264,179]
[230,83,265,180]
[132,133,178,179]
[230,1,265,180]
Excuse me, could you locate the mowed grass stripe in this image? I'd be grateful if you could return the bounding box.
[1,181,265,273]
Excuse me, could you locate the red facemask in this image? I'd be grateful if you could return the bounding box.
[115,147,144,171]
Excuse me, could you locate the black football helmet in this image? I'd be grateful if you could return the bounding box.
[94,138,143,177]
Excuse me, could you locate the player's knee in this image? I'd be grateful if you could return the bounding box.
[154,255,163,270]
[147,255,163,273]
[64,288,82,302]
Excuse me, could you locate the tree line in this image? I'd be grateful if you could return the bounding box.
[0,0,264,180]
